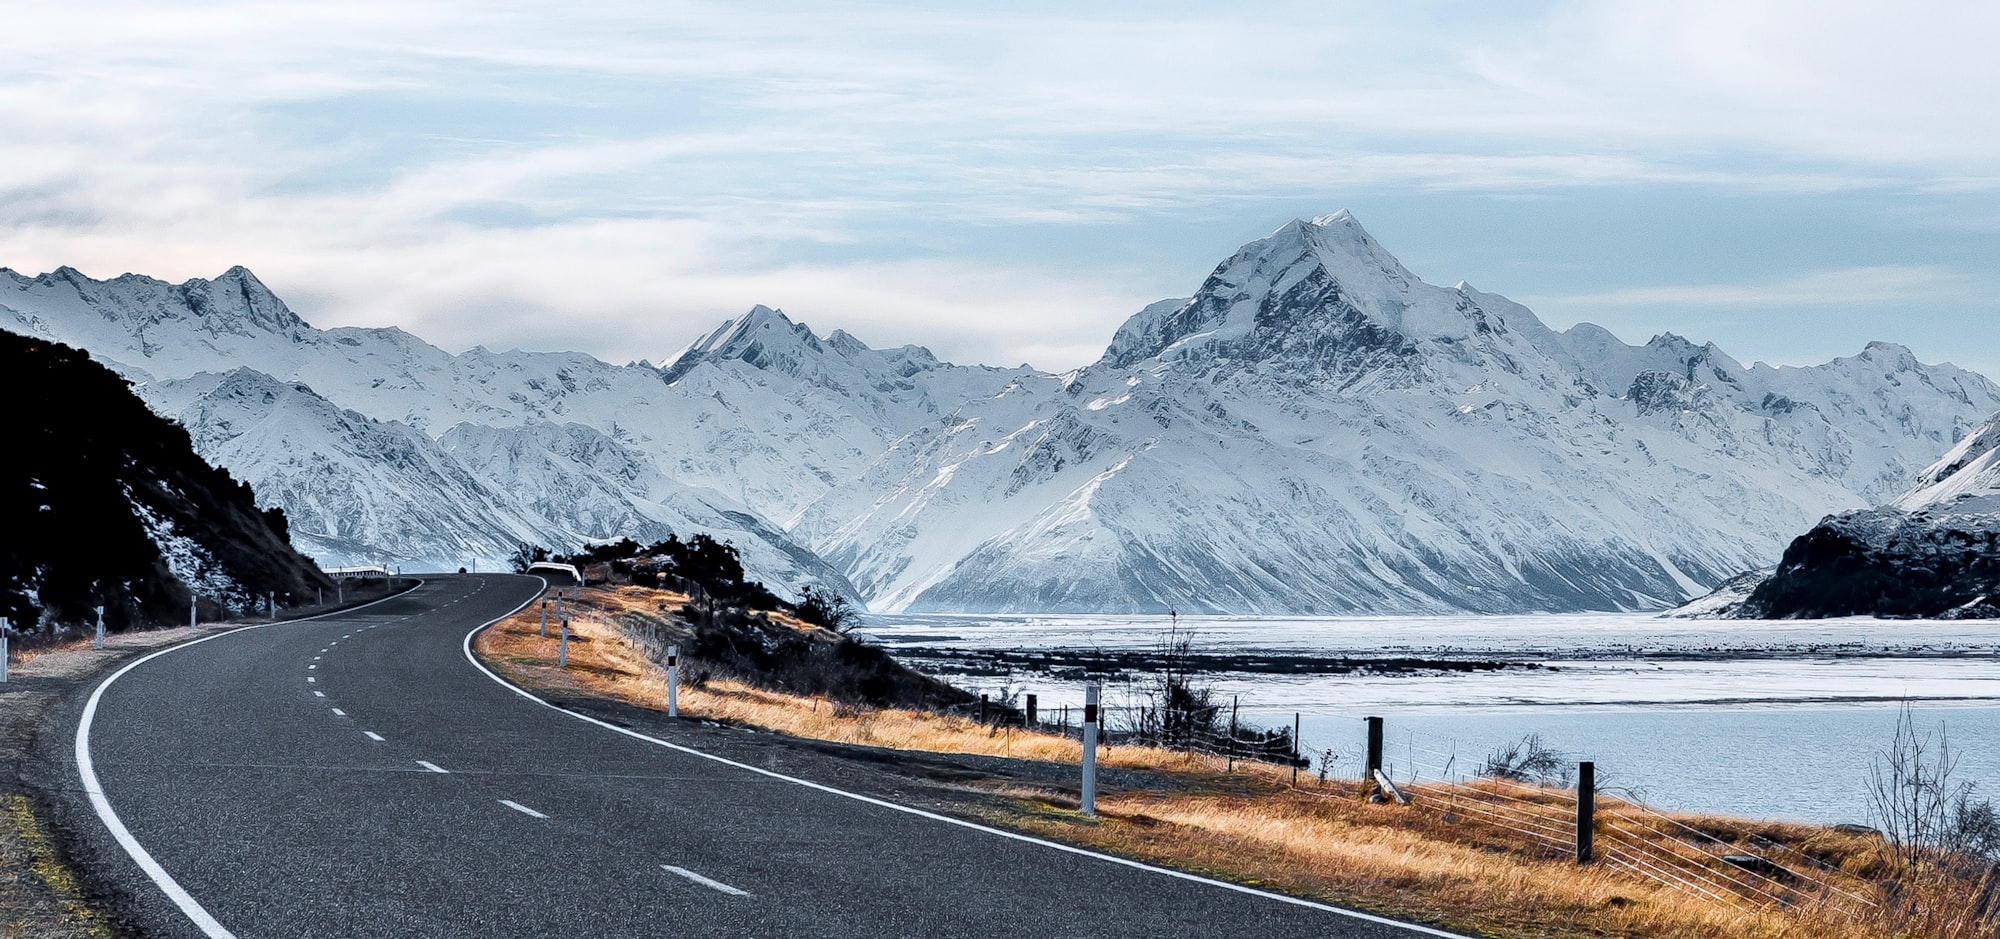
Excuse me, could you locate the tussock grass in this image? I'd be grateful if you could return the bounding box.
[475,585,1961,939]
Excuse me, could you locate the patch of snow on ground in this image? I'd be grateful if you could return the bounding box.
[128,491,250,610]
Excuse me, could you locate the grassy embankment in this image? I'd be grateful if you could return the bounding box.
[475,585,1969,939]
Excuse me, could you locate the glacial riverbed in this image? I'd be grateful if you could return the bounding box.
[861,613,2000,823]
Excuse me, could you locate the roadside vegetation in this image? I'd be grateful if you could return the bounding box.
[474,576,2000,939]
[482,541,2000,939]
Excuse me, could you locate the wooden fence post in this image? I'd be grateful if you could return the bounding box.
[1576,761,1596,864]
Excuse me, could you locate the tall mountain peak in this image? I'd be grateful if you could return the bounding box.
[661,305,823,383]
[1096,210,1536,378]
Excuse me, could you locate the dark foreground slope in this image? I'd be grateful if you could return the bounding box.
[0,330,329,633]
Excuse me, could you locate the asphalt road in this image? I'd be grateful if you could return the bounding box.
[63,574,1462,938]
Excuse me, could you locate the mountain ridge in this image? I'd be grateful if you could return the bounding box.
[8,211,1996,613]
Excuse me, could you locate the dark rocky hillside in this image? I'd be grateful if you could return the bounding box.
[1708,411,2000,620]
[0,330,330,634]
[1735,510,2000,619]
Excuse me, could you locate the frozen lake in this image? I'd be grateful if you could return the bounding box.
[860,613,2000,824]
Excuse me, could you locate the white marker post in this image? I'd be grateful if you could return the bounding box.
[189,598,197,629]
[558,619,569,668]
[667,644,680,717]
[1081,683,1100,817]
[267,592,275,622]
[540,600,550,639]
[94,606,106,650]
[1,616,10,684]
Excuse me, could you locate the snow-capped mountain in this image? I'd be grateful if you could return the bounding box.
[1700,412,2000,619]
[0,268,1004,597]
[136,368,557,570]
[7,210,1996,614]
[797,212,2000,613]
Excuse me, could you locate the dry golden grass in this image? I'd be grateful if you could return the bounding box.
[475,585,1955,939]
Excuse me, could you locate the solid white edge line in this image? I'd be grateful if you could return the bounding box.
[499,799,548,819]
[458,596,1470,939]
[662,864,752,897]
[75,577,427,939]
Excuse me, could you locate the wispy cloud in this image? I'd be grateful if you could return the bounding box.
[1545,265,1968,309]
[2,1,1999,371]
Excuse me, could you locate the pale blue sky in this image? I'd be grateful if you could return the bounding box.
[4,1,1998,376]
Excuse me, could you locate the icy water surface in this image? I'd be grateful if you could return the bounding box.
[862,613,2000,823]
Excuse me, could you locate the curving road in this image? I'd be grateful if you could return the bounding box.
[62,574,1460,938]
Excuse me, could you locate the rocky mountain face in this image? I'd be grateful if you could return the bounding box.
[0,331,329,633]
[1705,413,2000,619]
[6,211,1996,613]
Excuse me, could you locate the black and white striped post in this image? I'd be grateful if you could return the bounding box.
[1,616,10,684]
[558,618,570,668]
[540,599,550,638]
[1081,683,1101,817]
[94,606,105,650]
[666,644,680,717]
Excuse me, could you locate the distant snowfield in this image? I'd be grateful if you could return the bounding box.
[862,612,2000,710]
[865,612,2000,822]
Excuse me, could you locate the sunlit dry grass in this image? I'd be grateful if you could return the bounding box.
[475,584,1953,939]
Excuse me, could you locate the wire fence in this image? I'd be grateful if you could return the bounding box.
[589,597,1885,919]
[923,683,1881,917]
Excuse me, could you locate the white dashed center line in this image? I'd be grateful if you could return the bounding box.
[499,800,547,819]
[331,708,347,717]
[307,665,317,670]
[363,731,385,742]
[416,760,449,774]
[313,691,325,698]
[662,865,752,897]
[306,677,316,683]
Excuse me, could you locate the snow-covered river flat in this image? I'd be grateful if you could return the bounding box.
[861,613,2000,824]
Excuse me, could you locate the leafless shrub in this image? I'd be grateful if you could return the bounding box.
[1480,734,1570,786]
[1864,705,2000,938]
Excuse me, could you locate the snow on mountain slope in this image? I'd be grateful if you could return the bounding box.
[136,368,555,571]
[436,420,860,599]
[798,212,2000,613]
[1896,412,2000,515]
[654,306,1039,522]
